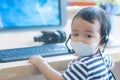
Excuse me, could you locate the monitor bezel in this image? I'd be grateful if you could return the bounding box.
[0,0,67,33]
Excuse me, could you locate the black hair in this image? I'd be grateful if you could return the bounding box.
[72,7,111,46]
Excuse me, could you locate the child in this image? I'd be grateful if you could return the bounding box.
[29,7,115,80]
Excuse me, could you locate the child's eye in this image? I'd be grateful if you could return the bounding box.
[72,33,79,37]
[85,35,93,39]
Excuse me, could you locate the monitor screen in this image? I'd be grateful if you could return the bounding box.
[0,0,67,32]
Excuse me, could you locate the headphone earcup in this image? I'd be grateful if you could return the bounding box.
[104,36,109,44]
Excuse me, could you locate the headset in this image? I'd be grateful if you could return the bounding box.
[65,34,74,53]
[65,33,109,53]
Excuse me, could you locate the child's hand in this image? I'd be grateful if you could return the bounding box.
[29,55,64,80]
[29,55,47,68]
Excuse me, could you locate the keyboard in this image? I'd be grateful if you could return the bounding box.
[0,43,73,62]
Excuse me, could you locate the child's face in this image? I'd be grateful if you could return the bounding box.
[71,17,101,45]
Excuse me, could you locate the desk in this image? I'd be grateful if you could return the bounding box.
[0,47,120,80]
[0,55,76,80]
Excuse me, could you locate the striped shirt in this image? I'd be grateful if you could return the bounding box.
[62,51,115,80]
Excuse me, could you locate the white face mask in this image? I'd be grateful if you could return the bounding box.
[71,41,100,56]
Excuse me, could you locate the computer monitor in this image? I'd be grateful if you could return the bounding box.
[0,0,67,32]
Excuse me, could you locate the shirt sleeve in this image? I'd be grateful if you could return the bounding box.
[105,54,114,69]
[62,61,88,80]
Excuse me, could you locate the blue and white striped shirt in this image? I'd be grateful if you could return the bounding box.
[62,52,114,80]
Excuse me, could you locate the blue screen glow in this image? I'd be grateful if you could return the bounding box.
[0,0,60,28]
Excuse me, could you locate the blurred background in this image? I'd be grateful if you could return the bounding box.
[67,0,120,15]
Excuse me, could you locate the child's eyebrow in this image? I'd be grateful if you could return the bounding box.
[85,30,94,33]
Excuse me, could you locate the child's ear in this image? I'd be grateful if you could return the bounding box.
[99,39,104,46]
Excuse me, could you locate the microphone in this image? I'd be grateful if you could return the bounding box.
[34,30,66,44]
[65,34,75,53]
